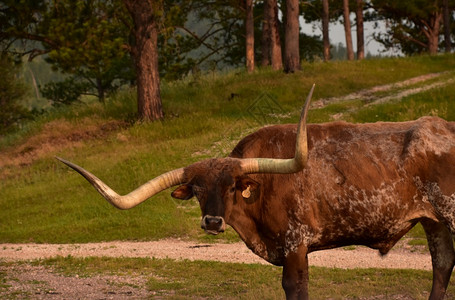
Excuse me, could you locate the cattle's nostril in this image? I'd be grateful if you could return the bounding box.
[202,216,225,233]
[206,216,221,225]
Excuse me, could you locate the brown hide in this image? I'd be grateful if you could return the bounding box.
[228,116,455,266]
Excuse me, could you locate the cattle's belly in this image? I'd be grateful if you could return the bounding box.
[312,217,417,255]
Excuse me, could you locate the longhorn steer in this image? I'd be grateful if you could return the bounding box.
[57,86,455,299]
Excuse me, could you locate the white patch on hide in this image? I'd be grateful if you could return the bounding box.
[406,118,455,157]
[415,177,455,233]
[284,222,313,257]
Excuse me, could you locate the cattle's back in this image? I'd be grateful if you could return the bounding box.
[231,116,455,161]
[230,116,455,194]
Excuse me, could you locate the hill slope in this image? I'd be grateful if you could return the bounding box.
[1,54,455,244]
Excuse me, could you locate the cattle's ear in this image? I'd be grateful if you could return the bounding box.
[236,176,259,199]
[171,184,194,200]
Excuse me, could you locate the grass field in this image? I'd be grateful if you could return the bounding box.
[1,54,455,298]
[1,256,454,299]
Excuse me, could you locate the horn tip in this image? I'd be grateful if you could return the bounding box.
[55,156,70,165]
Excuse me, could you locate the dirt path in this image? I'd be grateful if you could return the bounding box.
[311,71,454,109]
[0,239,432,299]
[0,239,431,270]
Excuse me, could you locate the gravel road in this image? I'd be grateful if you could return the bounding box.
[0,238,431,270]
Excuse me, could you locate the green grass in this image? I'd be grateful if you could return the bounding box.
[346,82,455,123]
[1,256,447,299]
[1,54,455,243]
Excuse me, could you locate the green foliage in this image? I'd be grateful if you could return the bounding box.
[42,0,133,101]
[300,33,324,61]
[170,0,245,72]
[371,0,455,54]
[1,0,134,103]
[39,77,90,106]
[0,0,47,55]
[0,55,33,133]
[158,1,199,81]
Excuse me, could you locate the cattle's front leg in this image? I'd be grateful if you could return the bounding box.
[282,245,309,300]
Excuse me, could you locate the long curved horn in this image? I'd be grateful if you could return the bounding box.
[239,84,315,174]
[56,157,185,209]
[57,85,313,207]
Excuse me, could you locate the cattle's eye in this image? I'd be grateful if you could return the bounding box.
[192,186,206,198]
[229,186,236,193]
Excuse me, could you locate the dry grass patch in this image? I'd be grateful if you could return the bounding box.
[0,118,128,170]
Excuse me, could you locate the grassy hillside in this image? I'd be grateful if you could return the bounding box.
[1,54,455,243]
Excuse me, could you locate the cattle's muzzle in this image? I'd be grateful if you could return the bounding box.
[201,215,226,235]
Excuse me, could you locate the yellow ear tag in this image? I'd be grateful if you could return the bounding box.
[242,185,251,199]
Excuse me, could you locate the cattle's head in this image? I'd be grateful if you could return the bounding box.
[56,85,314,235]
[170,158,260,235]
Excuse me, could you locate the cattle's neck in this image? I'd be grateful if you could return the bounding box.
[224,176,290,265]
[226,209,285,265]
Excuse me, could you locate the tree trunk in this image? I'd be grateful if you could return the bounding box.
[123,0,163,121]
[322,0,330,61]
[245,0,255,73]
[269,0,283,70]
[96,78,105,103]
[342,0,354,61]
[443,0,452,53]
[261,0,271,67]
[262,0,282,70]
[426,11,442,55]
[284,0,300,73]
[356,0,365,60]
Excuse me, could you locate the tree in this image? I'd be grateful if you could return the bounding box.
[1,0,211,120]
[301,0,347,61]
[44,1,133,103]
[0,55,32,133]
[322,0,330,61]
[122,0,163,121]
[261,0,271,67]
[269,0,283,70]
[342,0,354,60]
[189,1,251,70]
[0,0,132,104]
[284,0,301,72]
[0,0,48,58]
[371,0,445,55]
[124,0,214,119]
[443,0,452,52]
[356,0,365,60]
[245,0,255,72]
[261,0,283,69]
